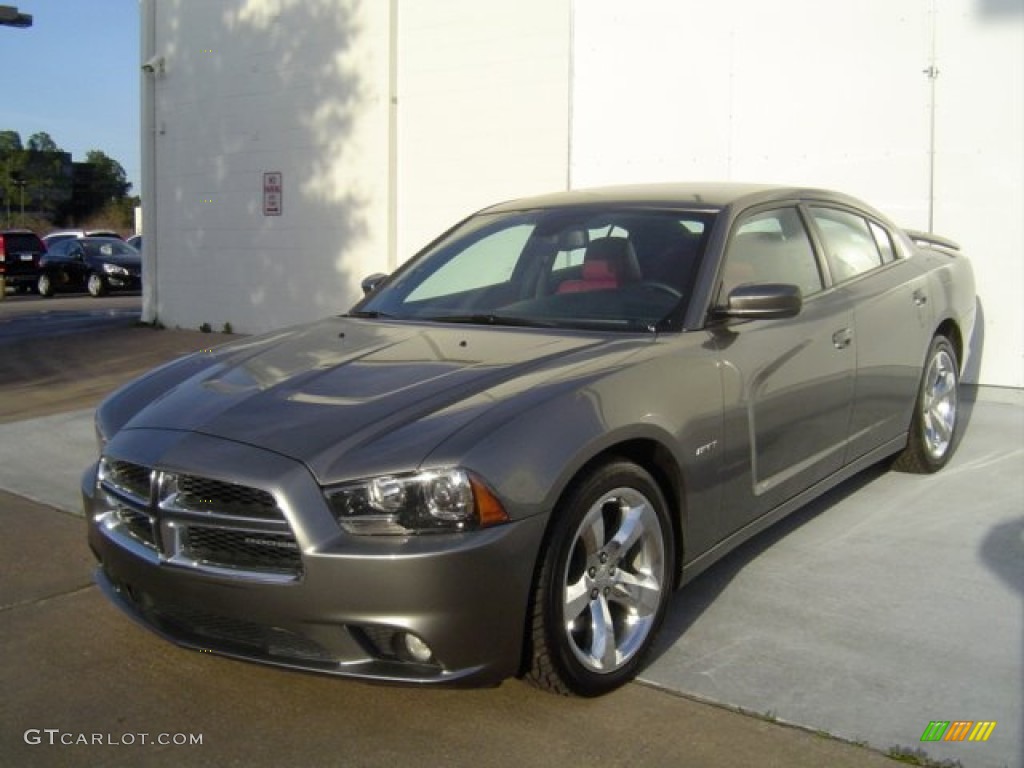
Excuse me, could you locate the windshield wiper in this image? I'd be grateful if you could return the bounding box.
[424,313,557,328]
[344,310,398,319]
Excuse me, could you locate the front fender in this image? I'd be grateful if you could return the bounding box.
[426,349,724,548]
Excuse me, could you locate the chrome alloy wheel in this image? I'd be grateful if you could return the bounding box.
[921,346,958,461]
[561,487,667,674]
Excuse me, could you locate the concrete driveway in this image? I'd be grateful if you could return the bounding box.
[0,304,1020,767]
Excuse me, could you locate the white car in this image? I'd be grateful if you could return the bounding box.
[42,229,123,247]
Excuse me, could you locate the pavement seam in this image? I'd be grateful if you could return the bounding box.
[0,582,95,614]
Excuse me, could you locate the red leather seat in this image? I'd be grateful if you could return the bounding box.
[558,237,640,293]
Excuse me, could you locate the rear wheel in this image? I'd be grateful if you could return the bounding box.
[893,335,959,473]
[37,273,54,298]
[526,460,674,696]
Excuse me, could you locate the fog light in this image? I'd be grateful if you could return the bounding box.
[399,632,433,663]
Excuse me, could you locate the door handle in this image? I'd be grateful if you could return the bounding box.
[832,328,854,349]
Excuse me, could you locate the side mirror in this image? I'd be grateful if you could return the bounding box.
[360,272,388,296]
[716,283,802,320]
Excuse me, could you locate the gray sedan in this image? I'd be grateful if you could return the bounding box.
[85,183,975,696]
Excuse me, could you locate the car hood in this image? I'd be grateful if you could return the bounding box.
[118,317,648,481]
[96,254,141,267]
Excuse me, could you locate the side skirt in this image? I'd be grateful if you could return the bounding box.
[678,435,907,587]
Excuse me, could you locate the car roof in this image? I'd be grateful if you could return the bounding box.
[43,229,122,240]
[480,182,873,215]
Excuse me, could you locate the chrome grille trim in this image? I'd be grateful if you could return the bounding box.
[100,459,153,506]
[95,457,302,582]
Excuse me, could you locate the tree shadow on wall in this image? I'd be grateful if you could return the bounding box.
[156,0,375,332]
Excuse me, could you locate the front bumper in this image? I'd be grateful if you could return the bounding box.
[84,428,546,687]
[107,273,141,291]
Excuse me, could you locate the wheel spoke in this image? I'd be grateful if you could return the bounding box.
[612,568,662,616]
[587,595,617,670]
[609,502,647,555]
[564,576,591,623]
[928,409,953,444]
[578,509,605,558]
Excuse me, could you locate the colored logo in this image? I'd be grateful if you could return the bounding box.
[920,721,997,742]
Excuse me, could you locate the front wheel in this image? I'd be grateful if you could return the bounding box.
[893,335,959,474]
[525,460,675,696]
[87,273,107,297]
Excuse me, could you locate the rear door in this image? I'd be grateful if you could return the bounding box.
[805,206,933,461]
[711,206,856,538]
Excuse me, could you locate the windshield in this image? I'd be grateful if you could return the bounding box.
[83,240,138,258]
[355,207,717,332]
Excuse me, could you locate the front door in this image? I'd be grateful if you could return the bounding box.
[711,206,856,539]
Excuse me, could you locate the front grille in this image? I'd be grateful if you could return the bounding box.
[184,527,301,572]
[98,458,301,580]
[175,474,279,519]
[105,460,152,502]
[118,506,157,549]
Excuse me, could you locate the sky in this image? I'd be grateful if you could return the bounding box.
[0,0,141,192]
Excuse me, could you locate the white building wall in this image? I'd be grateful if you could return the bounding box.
[145,0,393,334]
[144,0,570,335]
[572,0,1023,387]
[144,0,1021,386]
[931,1,1023,389]
[395,0,571,260]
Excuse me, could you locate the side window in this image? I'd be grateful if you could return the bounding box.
[809,207,885,282]
[869,220,896,264]
[719,207,823,302]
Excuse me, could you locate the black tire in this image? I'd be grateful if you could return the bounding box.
[893,335,959,474]
[525,460,675,696]
[37,273,55,298]
[87,272,107,298]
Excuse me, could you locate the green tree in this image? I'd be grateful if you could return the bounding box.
[1,130,27,225]
[2,130,133,227]
[0,130,23,151]
[26,131,59,152]
[84,149,131,200]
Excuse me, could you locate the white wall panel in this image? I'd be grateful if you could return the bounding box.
[395,0,571,260]
[572,0,1023,386]
[145,0,1022,385]
[149,0,393,334]
[932,1,1023,388]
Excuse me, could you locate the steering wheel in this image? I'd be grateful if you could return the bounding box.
[638,281,683,299]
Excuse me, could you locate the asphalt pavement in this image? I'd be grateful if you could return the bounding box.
[1,294,1021,768]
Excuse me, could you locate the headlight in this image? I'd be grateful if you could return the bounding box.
[103,263,128,275]
[325,468,508,535]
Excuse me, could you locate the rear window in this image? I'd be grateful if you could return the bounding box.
[1,232,45,254]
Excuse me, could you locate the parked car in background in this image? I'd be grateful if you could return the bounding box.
[38,237,141,297]
[0,229,46,293]
[42,229,123,247]
[85,183,975,696]
[127,234,143,250]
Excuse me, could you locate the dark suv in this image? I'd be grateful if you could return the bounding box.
[0,229,46,294]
